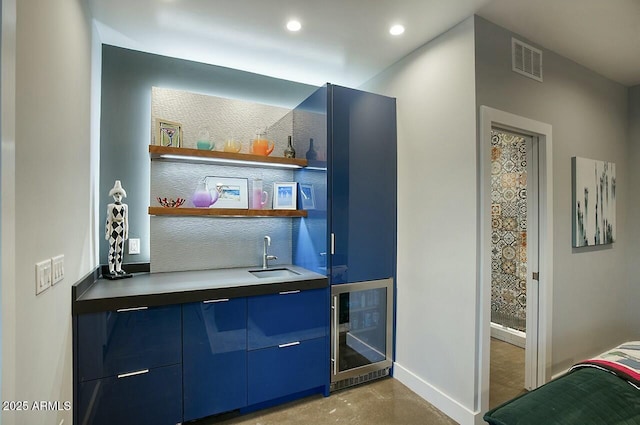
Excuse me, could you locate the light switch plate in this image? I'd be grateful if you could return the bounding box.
[128,238,140,255]
[36,260,52,295]
[52,254,64,285]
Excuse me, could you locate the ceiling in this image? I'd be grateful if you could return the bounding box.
[88,0,640,88]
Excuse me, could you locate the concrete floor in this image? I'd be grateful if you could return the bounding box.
[199,378,457,425]
[489,338,527,409]
[194,340,526,425]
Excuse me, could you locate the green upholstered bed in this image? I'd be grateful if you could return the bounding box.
[484,342,640,425]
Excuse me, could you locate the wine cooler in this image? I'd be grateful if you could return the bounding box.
[330,278,394,391]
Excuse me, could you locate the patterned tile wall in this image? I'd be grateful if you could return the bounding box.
[491,130,527,332]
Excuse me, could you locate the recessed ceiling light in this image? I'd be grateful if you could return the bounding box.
[389,24,405,36]
[287,20,302,32]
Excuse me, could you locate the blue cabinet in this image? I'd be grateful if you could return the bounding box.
[183,298,247,421]
[292,85,397,285]
[77,364,182,425]
[292,85,397,389]
[248,288,328,350]
[77,305,181,382]
[75,287,329,424]
[75,305,182,425]
[329,85,397,284]
[248,337,327,405]
[247,287,329,404]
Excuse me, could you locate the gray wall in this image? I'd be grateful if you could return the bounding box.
[629,85,640,334]
[475,16,631,373]
[362,17,479,423]
[100,46,316,265]
[10,0,95,424]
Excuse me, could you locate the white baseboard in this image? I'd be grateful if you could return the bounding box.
[393,362,479,425]
[490,322,525,348]
[551,367,570,380]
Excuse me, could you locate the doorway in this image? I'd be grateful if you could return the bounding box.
[478,106,553,416]
[488,129,535,408]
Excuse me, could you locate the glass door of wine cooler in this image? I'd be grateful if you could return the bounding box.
[330,278,393,389]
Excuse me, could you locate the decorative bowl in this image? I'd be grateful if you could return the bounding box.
[157,197,186,208]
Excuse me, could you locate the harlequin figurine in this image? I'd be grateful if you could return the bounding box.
[105,180,132,279]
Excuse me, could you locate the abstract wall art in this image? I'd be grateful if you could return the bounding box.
[572,157,616,247]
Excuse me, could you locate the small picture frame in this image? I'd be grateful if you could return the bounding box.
[299,183,315,210]
[155,118,183,147]
[273,182,298,210]
[204,177,249,209]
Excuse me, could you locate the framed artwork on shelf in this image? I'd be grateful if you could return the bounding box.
[155,118,183,147]
[299,183,315,210]
[204,176,249,209]
[572,156,616,247]
[273,182,297,210]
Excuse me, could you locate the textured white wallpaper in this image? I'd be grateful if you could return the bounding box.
[293,108,327,161]
[152,87,293,155]
[150,88,300,273]
[151,216,293,273]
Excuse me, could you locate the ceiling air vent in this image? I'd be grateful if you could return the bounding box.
[512,38,543,82]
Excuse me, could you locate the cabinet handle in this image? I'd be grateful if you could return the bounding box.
[116,306,148,313]
[331,233,335,255]
[332,295,338,376]
[203,298,229,304]
[117,369,149,379]
[278,341,300,348]
[279,290,300,295]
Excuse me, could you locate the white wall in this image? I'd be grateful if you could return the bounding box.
[1,0,18,416]
[8,0,95,424]
[362,17,479,424]
[629,85,640,335]
[475,16,631,373]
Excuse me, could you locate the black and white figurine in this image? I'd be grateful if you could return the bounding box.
[105,180,132,279]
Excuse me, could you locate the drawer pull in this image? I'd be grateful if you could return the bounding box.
[278,341,301,348]
[203,298,230,304]
[117,369,149,379]
[116,306,148,313]
[279,290,300,295]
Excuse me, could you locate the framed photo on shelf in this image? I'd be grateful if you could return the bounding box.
[204,176,249,209]
[299,183,315,210]
[155,118,183,147]
[273,182,297,210]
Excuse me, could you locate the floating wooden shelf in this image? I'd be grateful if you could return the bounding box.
[149,207,308,218]
[149,145,308,168]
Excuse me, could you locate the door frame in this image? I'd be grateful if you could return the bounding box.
[477,106,553,415]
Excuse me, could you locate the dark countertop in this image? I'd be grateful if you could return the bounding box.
[73,265,328,315]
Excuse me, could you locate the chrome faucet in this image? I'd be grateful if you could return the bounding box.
[263,235,277,269]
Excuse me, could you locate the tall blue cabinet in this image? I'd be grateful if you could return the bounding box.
[329,85,397,284]
[293,84,397,282]
[293,84,397,389]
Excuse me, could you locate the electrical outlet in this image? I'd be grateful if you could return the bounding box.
[128,238,140,255]
[36,260,52,295]
[52,254,64,285]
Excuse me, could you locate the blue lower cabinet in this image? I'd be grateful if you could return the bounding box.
[248,288,328,350]
[77,305,181,382]
[183,299,248,421]
[77,364,182,425]
[247,337,327,405]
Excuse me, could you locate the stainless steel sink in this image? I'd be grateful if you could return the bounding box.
[249,268,301,279]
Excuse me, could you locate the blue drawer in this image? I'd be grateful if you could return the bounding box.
[77,363,182,425]
[248,288,328,350]
[183,299,247,421]
[77,305,181,382]
[247,337,328,405]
